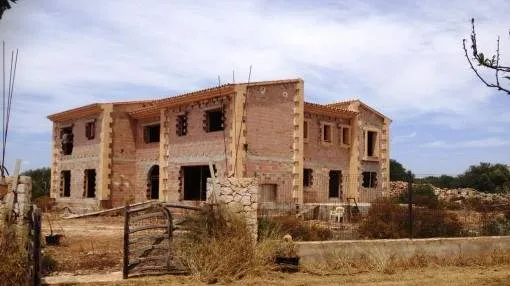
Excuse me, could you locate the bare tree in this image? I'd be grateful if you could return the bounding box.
[463,18,510,95]
[0,0,16,20]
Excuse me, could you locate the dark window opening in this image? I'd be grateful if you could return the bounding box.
[205,109,224,132]
[303,168,313,187]
[259,184,277,202]
[362,172,377,188]
[143,124,160,143]
[182,165,212,201]
[61,170,71,197]
[85,121,96,140]
[84,169,96,198]
[342,127,350,145]
[323,124,332,142]
[60,127,74,155]
[303,121,308,140]
[329,170,342,198]
[176,114,188,136]
[367,131,377,157]
[147,165,159,200]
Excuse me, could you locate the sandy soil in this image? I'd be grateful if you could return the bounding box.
[43,265,510,285]
[42,214,124,275]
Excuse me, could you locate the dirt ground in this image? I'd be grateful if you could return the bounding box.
[42,213,124,275]
[41,213,510,285]
[44,265,510,285]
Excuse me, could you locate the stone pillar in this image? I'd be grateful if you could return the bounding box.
[206,177,259,241]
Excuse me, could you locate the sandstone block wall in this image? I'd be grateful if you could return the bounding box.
[206,177,259,240]
[245,83,298,204]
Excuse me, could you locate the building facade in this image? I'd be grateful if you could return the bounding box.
[47,79,390,212]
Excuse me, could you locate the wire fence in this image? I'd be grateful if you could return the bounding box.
[257,173,510,241]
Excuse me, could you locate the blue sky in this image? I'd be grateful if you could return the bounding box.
[0,0,509,176]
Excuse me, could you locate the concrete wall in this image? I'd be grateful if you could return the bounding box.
[297,236,510,264]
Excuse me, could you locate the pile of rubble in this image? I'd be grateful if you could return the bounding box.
[389,181,510,207]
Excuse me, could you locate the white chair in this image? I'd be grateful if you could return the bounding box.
[329,206,345,223]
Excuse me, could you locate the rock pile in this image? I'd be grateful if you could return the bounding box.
[389,181,510,207]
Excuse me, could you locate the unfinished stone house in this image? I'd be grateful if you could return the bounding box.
[47,79,390,212]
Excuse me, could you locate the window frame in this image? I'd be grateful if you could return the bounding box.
[204,108,225,133]
[362,171,378,189]
[176,113,188,137]
[143,123,161,144]
[364,128,379,160]
[85,120,96,140]
[338,124,351,147]
[321,122,334,145]
[303,120,310,143]
[303,168,313,187]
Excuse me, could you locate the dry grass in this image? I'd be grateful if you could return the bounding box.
[302,248,510,276]
[173,205,285,284]
[0,224,29,285]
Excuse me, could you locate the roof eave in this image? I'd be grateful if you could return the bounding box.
[47,103,103,122]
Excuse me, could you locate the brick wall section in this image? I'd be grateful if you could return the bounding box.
[245,83,296,203]
[303,111,352,203]
[165,96,233,202]
[357,105,386,202]
[110,105,158,207]
[51,113,102,203]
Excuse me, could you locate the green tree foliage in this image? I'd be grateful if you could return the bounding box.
[390,159,412,181]
[21,167,51,199]
[420,162,510,193]
[398,184,439,209]
[420,175,461,189]
[459,162,510,193]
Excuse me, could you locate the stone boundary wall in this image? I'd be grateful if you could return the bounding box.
[297,236,510,263]
[0,176,33,226]
[207,177,259,240]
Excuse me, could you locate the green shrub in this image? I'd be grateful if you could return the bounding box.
[41,253,58,275]
[399,184,439,209]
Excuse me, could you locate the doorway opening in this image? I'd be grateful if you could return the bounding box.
[148,165,159,200]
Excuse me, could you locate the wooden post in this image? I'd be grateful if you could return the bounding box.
[122,204,130,279]
[407,171,413,239]
[33,207,41,286]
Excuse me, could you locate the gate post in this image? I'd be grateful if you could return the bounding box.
[123,204,130,279]
[407,171,413,239]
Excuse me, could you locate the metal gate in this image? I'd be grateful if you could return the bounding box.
[122,202,200,278]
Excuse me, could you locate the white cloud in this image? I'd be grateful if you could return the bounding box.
[0,0,509,170]
[392,131,417,144]
[421,137,510,148]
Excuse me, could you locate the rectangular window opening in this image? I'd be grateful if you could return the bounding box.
[205,109,224,132]
[85,121,96,140]
[84,169,96,198]
[182,165,212,201]
[329,170,342,198]
[303,168,313,187]
[342,126,350,145]
[362,172,377,188]
[259,184,277,202]
[60,127,74,155]
[323,124,332,143]
[367,131,377,157]
[303,121,309,141]
[144,124,161,143]
[176,114,188,136]
[61,170,71,197]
